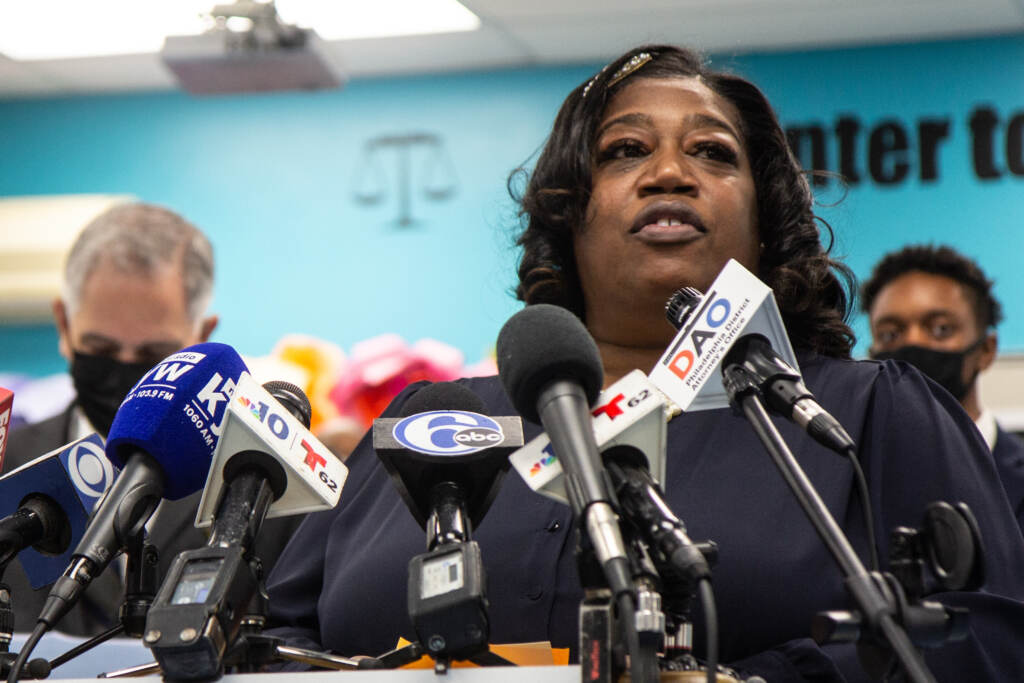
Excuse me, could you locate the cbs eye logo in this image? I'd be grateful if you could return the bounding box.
[66,440,115,499]
[393,410,504,456]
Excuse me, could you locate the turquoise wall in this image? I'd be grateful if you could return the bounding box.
[2,35,1022,378]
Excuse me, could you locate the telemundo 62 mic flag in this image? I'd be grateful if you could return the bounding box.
[509,370,668,505]
[195,371,347,526]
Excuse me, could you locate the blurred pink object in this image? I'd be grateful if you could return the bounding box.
[329,334,465,428]
[463,355,498,377]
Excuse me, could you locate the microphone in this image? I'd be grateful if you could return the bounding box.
[0,435,115,588]
[509,369,669,505]
[37,343,247,630]
[658,267,855,455]
[194,373,346,528]
[496,304,633,600]
[145,376,345,681]
[373,381,523,530]
[650,258,800,412]
[371,381,523,664]
[722,334,855,455]
[601,445,711,586]
[0,387,12,470]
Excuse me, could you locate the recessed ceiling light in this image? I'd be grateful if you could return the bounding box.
[0,0,480,61]
[275,0,480,41]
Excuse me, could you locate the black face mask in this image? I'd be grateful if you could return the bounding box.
[871,338,985,402]
[70,352,153,436]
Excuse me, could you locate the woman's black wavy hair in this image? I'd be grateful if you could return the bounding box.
[509,45,856,358]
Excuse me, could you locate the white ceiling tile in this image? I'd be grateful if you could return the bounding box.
[0,0,1020,98]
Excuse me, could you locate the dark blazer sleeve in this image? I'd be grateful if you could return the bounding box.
[992,425,1024,534]
[834,361,1024,682]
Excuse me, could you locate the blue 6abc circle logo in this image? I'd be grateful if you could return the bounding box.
[393,410,505,456]
[67,439,116,501]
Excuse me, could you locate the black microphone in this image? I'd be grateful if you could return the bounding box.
[145,380,337,681]
[601,446,712,587]
[372,381,523,664]
[722,334,855,455]
[496,304,632,600]
[34,344,248,631]
[0,497,68,572]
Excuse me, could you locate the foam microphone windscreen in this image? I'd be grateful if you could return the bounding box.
[496,304,604,423]
[400,381,487,418]
[262,380,313,429]
[105,343,248,500]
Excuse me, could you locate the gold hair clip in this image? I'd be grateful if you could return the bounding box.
[581,65,610,99]
[606,52,654,88]
[582,52,655,99]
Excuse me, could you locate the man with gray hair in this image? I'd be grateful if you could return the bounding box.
[3,202,299,638]
[53,202,219,435]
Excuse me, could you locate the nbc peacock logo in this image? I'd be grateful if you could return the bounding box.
[529,444,558,476]
[237,395,262,421]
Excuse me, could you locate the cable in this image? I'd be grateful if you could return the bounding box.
[48,623,124,671]
[698,579,718,683]
[846,447,880,572]
[616,592,649,682]
[7,621,45,683]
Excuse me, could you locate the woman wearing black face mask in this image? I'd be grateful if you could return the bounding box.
[863,243,1024,535]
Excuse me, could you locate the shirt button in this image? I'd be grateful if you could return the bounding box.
[546,520,562,533]
[526,585,544,600]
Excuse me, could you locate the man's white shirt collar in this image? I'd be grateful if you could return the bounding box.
[975,408,998,452]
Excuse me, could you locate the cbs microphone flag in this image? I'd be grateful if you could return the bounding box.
[648,259,799,412]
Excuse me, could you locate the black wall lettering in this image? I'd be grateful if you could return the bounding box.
[868,121,910,184]
[917,119,950,182]
[970,107,1001,179]
[1006,112,1024,176]
[786,124,828,185]
[835,116,862,185]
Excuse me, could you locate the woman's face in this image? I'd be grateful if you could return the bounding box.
[574,76,760,333]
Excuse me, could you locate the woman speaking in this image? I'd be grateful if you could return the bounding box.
[267,46,1024,681]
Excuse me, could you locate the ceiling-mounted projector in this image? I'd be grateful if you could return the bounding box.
[161,1,344,95]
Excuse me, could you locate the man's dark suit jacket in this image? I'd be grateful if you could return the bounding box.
[2,405,305,637]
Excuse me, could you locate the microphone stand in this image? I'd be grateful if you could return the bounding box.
[360,481,513,673]
[99,573,366,679]
[44,531,160,676]
[722,363,938,683]
[0,573,21,679]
